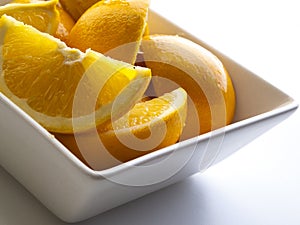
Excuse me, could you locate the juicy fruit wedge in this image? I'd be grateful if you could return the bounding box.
[67,0,150,64]
[0,15,151,133]
[55,88,187,170]
[55,4,75,42]
[0,0,60,35]
[7,0,76,42]
[99,87,187,162]
[140,35,236,137]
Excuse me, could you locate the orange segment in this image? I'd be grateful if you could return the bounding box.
[54,4,75,42]
[0,15,151,133]
[5,0,75,42]
[67,0,150,64]
[99,87,187,161]
[140,35,236,137]
[55,88,187,170]
[0,0,60,35]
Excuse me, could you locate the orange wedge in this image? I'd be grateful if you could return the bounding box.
[55,88,187,169]
[0,0,59,34]
[0,15,151,133]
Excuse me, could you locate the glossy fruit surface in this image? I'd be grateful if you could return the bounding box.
[141,35,236,136]
[0,15,151,133]
[67,0,150,64]
[55,88,187,169]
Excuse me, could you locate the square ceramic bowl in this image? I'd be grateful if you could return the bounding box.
[0,10,298,223]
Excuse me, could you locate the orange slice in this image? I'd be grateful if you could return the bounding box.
[6,0,75,42]
[55,88,187,169]
[0,0,59,34]
[0,15,151,133]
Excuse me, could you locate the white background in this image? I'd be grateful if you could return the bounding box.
[1,0,300,224]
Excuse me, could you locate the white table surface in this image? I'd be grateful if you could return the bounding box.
[1,0,300,224]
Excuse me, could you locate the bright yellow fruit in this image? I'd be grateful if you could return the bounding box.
[59,0,101,21]
[99,87,187,162]
[5,0,75,42]
[0,15,151,133]
[0,0,59,35]
[10,0,39,3]
[55,88,187,170]
[67,0,150,64]
[140,35,236,137]
[55,3,75,42]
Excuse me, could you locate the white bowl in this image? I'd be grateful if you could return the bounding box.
[0,10,298,223]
